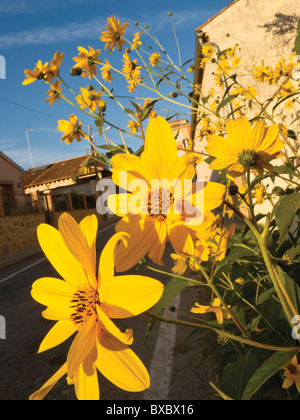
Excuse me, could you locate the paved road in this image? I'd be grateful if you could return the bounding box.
[0,221,220,401]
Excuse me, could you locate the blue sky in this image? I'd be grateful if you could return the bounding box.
[0,0,231,170]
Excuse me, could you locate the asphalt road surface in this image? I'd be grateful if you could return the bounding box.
[0,220,220,401]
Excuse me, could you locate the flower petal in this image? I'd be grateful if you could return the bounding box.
[96,306,133,345]
[98,232,129,288]
[58,213,97,288]
[37,224,89,288]
[114,216,157,272]
[100,275,164,319]
[95,325,150,392]
[79,215,98,272]
[142,116,179,181]
[110,153,149,191]
[74,347,99,401]
[226,117,251,150]
[67,315,97,380]
[29,363,68,400]
[147,221,167,266]
[38,319,77,353]
[107,193,133,217]
[31,277,75,309]
[168,223,195,255]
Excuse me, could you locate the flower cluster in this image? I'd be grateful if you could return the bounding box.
[23,13,300,402]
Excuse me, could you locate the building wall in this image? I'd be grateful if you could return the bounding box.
[0,213,45,259]
[194,0,300,212]
[195,0,300,165]
[0,155,24,194]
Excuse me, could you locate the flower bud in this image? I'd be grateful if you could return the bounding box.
[70,67,83,76]
[98,100,107,112]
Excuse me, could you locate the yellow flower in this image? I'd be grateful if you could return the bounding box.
[191,298,231,325]
[57,114,88,144]
[127,78,139,93]
[243,85,257,100]
[202,44,215,58]
[49,51,64,78]
[282,356,300,393]
[252,60,271,83]
[213,73,223,87]
[23,52,64,86]
[217,58,230,74]
[227,44,238,58]
[101,59,113,83]
[254,183,265,205]
[132,32,142,50]
[45,80,62,107]
[279,80,297,99]
[171,253,190,276]
[231,56,241,68]
[30,213,164,400]
[23,60,52,85]
[285,99,295,110]
[127,119,139,134]
[122,52,141,81]
[149,52,161,67]
[76,87,103,113]
[210,223,235,261]
[100,15,129,54]
[72,46,101,80]
[206,116,284,177]
[208,88,215,98]
[107,116,225,272]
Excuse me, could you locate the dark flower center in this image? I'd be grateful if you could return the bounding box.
[70,286,100,328]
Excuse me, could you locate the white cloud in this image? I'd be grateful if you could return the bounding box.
[0,0,102,14]
[0,7,218,49]
[0,17,107,49]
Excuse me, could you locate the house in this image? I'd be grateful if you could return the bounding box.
[191,0,300,182]
[23,154,111,212]
[169,119,191,157]
[0,151,25,194]
[0,151,26,216]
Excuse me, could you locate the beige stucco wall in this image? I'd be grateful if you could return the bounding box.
[194,0,300,213]
[0,155,24,193]
[0,213,46,259]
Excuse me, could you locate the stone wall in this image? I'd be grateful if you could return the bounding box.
[0,213,46,259]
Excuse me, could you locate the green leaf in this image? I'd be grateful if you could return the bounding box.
[143,276,192,347]
[124,107,136,116]
[275,193,300,248]
[221,350,259,400]
[214,246,257,276]
[129,100,141,114]
[217,94,236,113]
[257,287,275,306]
[241,351,297,400]
[247,315,262,333]
[276,266,300,315]
[150,277,193,315]
[140,99,160,122]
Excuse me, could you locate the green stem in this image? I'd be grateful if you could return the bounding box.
[146,264,207,286]
[192,257,249,337]
[145,311,300,352]
[224,200,297,329]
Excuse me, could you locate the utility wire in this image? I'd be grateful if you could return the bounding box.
[0,96,59,120]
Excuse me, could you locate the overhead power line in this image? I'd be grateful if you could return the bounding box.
[0,96,59,120]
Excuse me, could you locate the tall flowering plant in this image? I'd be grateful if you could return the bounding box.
[23,12,300,400]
